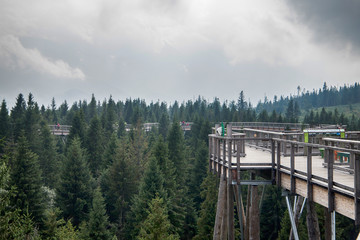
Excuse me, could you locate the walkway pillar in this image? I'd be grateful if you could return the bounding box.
[248,185,260,240]
[213,174,227,240]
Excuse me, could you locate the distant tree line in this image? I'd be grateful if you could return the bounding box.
[0,89,359,239]
[257,82,360,114]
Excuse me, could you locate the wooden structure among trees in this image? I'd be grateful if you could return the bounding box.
[209,123,360,240]
[49,124,71,135]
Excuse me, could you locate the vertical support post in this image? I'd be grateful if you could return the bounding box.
[271,139,275,183]
[354,153,360,225]
[223,139,227,181]
[285,194,300,240]
[350,143,355,169]
[228,139,232,182]
[237,140,241,185]
[277,141,281,187]
[290,143,295,194]
[324,140,329,163]
[217,138,221,178]
[307,146,313,201]
[227,182,234,240]
[327,148,334,212]
[331,211,336,240]
[213,175,226,240]
[209,136,212,172]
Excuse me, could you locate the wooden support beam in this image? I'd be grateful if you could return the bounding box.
[228,139,232,182]
[271,140,275,183]
[285,194,299,240]
[290,144,295,194]
[307,146,313,202]
[248,185,260,240]
[223,140,226,181]
[237,141,241,185]
[327,149,334,212]
[306,200,320,240]
[209,136,212,173]
[213,175,227,240]
[324,208,331,240]
[227,181,234,240]
[233,185,246,239]
[217,139,221,178]
[355,153,360,225]
[277,141,281,187]
[221,183,228,240]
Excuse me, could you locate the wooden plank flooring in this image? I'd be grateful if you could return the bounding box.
[233,146,354,190]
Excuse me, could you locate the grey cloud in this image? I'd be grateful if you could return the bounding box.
[0,35,85,80]
[285,0,360,52]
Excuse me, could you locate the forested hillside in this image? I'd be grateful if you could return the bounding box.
[256,82,360,114]
[0,91,358,239]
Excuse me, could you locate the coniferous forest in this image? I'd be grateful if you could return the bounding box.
[1,83,360,239]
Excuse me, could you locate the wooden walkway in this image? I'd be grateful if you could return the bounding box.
[209,128,360,224]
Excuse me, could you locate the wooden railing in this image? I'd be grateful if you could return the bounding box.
[49,125,71,135]
[209,124,360,224]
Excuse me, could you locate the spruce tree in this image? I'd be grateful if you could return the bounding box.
[57,137,92,227]
[152,138,185,236]
[68,110,86,146]
[189,140,208,211]
[24,93,41,154]
[10,134,44,226]
[194,172,218,240]
[128,156,167,238]
[117,117,126,139]
[167,118,185,185]
[159,112,170,140]
[85,115,104,177]
[137,196,179,240]
[87,187,111,240]
[103,133,118,168]
[11,93,26,141]
[0,99,10,141]
[38,122,59,189]
[101,137,138,235]
[0,153,38,239]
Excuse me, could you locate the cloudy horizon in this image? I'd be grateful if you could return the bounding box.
[1,0,359,108]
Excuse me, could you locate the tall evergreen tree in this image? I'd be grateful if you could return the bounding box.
[189,141,208,211]
[117,117,126,139]
[152,138,185,237]
[1,154,38,239]
[68,110,86,146]
[193,172,218,240]
[0,100,10,141]
[86,187,112,240]
[57,137,93,227]
[159,112,170,140]
[137,196,179,240]
[38,122,59,189]
[128,156,167,238]
[85,116,104,177]
[167,118,185,185]
[88,94,97,123]
[101,138,138,237]
[25,93,41,154]
[103,133,118,168]
[11,93,26,141]
[10,134,45,226]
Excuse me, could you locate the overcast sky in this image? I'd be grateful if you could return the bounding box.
[1,0,360,108]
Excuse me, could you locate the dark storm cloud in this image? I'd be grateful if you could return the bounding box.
[285,0,360,51]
